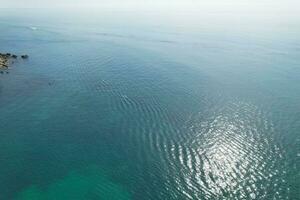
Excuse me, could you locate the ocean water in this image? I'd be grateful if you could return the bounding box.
[0,9,299,200]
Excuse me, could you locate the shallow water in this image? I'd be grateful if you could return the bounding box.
[0,9,299,199]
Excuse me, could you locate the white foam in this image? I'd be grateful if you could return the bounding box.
[30,26,38,30]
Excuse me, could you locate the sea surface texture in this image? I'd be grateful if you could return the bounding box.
[0,9,299,200]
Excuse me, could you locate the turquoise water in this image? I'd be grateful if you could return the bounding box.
[0,9,299,199]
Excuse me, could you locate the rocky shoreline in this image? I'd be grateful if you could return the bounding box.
[0,53,29,71]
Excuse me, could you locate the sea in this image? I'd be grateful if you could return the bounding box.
[0,8,299,200]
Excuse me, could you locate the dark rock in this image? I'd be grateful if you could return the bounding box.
[21,55,29,59]
[12,55,17,58]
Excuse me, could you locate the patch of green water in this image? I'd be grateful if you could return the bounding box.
[16,166,131,200]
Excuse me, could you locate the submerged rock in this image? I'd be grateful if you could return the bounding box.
[21,55,29,59]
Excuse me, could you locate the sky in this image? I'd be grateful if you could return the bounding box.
[0,0,298,13]
[1,0,299,27]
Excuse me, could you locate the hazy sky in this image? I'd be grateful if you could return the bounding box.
[1,0,299,21]
[1,0,298,11]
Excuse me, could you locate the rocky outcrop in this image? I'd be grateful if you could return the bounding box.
[0,53,10,69]
[0,52,29,72]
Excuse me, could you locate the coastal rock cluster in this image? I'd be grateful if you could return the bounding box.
[0,53,29,73]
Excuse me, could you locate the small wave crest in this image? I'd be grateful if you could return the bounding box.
[29,26,38,30]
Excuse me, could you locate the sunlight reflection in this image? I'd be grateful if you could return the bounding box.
[171,101,285,199]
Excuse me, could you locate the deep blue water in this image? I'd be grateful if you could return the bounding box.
[0,9,299,199]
